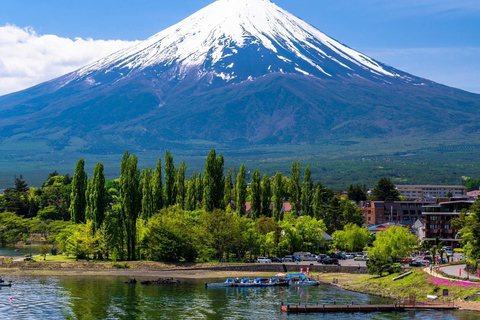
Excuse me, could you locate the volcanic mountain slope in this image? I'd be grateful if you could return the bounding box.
[0,0,479,153]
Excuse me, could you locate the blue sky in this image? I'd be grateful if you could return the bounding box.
[0,0,479,94]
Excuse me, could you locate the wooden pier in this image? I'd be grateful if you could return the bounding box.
[280,301,458,314]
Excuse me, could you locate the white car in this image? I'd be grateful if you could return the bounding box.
[257,257,272,263]
[344,253,355,259]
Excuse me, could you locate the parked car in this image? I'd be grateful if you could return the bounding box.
[257,257,272,263]
[401,257,413,264]
[269,257,282,263]
[321,257,340,265]
[293,255,301,262]
[344,253,355,259]
[283,255,294,263]
[409,261,426,267]
[354,255,368,261]
[316,254,328,263]
[330,253,346,260]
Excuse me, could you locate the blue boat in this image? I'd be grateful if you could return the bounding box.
[237,278,256,287]
[205,278,235,288]
[254,277,275,287]
[286,273,319,286]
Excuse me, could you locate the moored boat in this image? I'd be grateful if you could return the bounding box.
[286,273,319,286]
[254,277,275,287]
[205,278,235,288]
[237,278,256,287]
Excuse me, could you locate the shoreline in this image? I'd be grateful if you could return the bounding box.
[319,272,480,313]
[2,262,480,313]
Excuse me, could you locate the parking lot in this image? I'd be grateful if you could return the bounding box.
[268,259,367,267]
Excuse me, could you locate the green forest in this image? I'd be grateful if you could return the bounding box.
[0,149,375,262]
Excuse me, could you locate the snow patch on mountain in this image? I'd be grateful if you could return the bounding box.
[75,0,409,84]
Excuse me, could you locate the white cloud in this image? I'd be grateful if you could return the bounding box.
[0,24,139,96]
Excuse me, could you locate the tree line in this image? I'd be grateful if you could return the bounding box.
[0,148,395,262]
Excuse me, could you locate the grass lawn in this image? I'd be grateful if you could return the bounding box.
[334,270,480,301]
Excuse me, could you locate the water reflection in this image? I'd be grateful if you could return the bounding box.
[0,275,477,319]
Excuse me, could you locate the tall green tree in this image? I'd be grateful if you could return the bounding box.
[152,157,164,213]
[332,224,370,252]
[272,172,284,222]
[224,168,233,209]
[120,151,141,260]
[85,162,107,231]
[236,164,247,215]
[372,177,400,201]
[203,149,225,211]
[140,167,154,220]
[70,158,87,223]
[196,171,203,209]
[367,226,417,276]
[301,165,313,216]
[347,184,367,203]
[250,169,261,219]
[185,172,197,211]
[458,199,480,267]
[261,173,272,217]
[289,161,302,215]
[175,160,187,209]
[164,150,176,207]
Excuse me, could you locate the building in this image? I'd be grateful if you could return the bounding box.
[421,197,474,248]
[467,190,480,198]
[396,185,466,200]
[361,201,434,226]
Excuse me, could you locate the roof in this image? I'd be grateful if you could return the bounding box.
[467,190,480,197]
[396,185,466,189]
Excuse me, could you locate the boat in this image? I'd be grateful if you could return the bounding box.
[0,281,12,287]
[286,273,319,286]
[270,277,289,286]
[237,278,256,287]
[254,277,275,287]
[205,278,236,288]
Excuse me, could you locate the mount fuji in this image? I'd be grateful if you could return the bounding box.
[0,0,479,158]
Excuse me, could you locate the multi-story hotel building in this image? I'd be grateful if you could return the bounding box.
[395,185,466,200]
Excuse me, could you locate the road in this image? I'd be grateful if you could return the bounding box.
[440,264,479,280]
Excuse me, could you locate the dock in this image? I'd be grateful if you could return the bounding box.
[280,301,458,314]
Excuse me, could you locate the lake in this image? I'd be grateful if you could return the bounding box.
[0,275,477,319]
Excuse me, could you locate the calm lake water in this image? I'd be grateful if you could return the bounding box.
[0,246,40,257]
[0,275,477,320]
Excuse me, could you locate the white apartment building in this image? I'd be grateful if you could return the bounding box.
[396,185,466,200]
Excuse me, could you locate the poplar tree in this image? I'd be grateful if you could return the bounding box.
[120,150,141,261]
[70,158,87,223]
[196,171,203,208]
[204,149,225,211]
[164,150,176,207]
[236,164,247,215]
[301,165,313,216]
[289,161,302,215]
[175,160,187,209]
[186,172,197,211]
[272,172,284,222]
[224,168,233,209]
[85,162,106,231]
[250,169,261,219]
[261,173,272,217]
[141,167,154,219]
[152,157,164,213]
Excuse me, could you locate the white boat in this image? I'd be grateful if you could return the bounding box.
[205,278,235,288]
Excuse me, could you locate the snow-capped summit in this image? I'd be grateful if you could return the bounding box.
[75,0,406,86]
[1,0,479,160]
